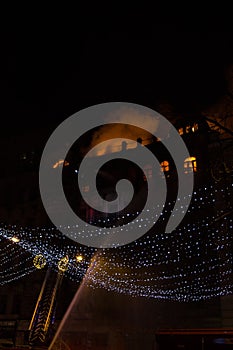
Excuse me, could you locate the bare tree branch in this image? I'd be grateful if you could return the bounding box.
[203,116,233,137]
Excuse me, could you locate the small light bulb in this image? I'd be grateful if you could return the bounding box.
[76,254,83,262]
[10,236,20,243]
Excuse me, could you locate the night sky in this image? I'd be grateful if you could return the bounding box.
[0,8,233,337]
[1,8,233,135]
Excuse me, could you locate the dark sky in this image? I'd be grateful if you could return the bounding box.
[1,8,233,135]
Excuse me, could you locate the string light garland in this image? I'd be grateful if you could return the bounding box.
[58,256,69,272]
[33,254,47,269]
[0,182,232,301]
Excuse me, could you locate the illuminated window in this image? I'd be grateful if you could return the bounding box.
[143,165,152,181]
[53,159,69,168]
[82,185,89,192]
[184,157,197,173]
[178,128,184,135]
[186,125,191,133]
[192,123,198,132]
[161,161,169,172]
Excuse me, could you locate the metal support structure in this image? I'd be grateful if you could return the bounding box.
[28,267,65,348]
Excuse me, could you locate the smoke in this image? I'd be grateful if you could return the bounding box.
[84,106,164,157]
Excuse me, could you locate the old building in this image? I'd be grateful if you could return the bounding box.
[0,109,232,349]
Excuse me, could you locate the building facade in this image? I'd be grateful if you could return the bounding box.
[0,111,232,349]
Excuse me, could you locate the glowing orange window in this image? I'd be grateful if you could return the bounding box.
[161,161,169,172]
[143,165,153,181]
[184,157,197,173]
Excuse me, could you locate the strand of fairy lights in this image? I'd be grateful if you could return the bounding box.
[0,182,232,301]
[1,217,232,270]
[0,216,231,269]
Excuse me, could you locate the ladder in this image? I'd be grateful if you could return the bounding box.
[29,267,64,348]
